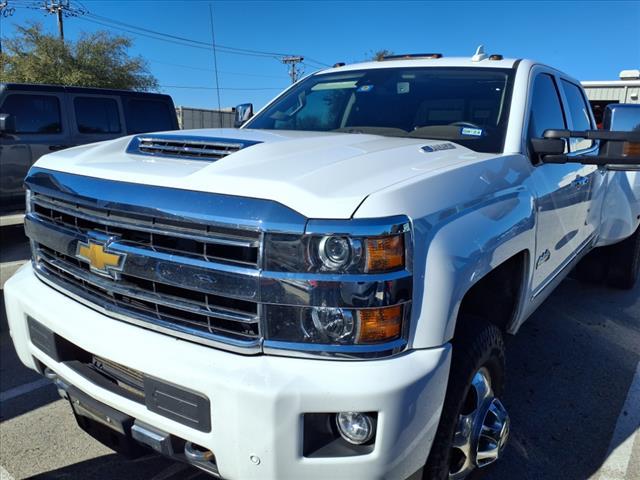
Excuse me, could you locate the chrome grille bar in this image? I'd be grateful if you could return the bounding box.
[38,248,259,325]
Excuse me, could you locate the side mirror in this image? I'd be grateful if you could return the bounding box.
[539,104,640,169]
[234,103,253,128]
[0,113,16,134]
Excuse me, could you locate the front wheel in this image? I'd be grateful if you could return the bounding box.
[423,319,509,480]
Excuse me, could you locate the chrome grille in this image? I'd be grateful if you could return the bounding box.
[37,245,259,340]
[32,194,260,267]
[28,190,265,352]
[128,134,260,161]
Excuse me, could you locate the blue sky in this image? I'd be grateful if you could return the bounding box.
[1,0,639,110]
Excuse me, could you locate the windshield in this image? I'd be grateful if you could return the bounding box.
[246,67,515,153]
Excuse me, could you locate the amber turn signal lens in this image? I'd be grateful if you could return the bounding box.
[357,305,403,343]
[365,235,404,272]
[623,142,640,157]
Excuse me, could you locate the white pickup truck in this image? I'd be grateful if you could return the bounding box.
[4,52,640,480]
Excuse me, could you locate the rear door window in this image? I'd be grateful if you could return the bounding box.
[561,80,594,151]
[1,94,62,134]
[125,99,175,134]
[74,96,121,134]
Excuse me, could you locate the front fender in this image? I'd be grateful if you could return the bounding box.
[408,188,535,348]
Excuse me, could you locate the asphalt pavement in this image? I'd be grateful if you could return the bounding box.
[0,238,638,480]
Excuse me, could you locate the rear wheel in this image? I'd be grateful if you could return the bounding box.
[606,227,640,289]
[571,227,640,290]
[423,319,509,480]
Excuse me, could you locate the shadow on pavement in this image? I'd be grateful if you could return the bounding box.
[26,453,206,480]
[490,278,640,480]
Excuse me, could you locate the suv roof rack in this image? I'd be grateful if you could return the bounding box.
[380,53,443,61]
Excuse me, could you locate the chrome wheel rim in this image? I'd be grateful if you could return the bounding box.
[449,367,510,479]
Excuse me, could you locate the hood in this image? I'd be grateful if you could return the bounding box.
[34,128,497,219]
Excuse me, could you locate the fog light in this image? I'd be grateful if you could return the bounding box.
[335,412,374,445]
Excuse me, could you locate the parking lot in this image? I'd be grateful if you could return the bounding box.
[0,228,638,480]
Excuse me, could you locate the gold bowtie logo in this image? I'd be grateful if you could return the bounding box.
[76,237,125,279]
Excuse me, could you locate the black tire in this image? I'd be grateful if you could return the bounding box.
[423,318,506,480]
[606,226,640,290]
[570,226,640,290]
[569,247,609,284]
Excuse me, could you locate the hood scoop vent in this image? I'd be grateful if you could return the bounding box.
[127,134,261,161]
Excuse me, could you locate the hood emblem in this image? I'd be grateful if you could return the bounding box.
[421,143,456,153]
[76,233,126,280]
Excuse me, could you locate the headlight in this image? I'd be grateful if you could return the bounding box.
[262,216,412,356]
[265,304,405,346]
[265,232,406,273]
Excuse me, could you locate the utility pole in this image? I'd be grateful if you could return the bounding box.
[281,56,304,84]
[41,1,87,41]
[42,1,67,40]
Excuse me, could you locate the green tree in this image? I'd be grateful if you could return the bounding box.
[0,23,158,91]
[370,49,393,61]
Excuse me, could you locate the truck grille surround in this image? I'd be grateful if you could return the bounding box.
[24,168,412,359]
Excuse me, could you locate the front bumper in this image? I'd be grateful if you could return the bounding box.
[4,264,451,480]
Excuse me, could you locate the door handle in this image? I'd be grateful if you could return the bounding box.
[49,145,69,151]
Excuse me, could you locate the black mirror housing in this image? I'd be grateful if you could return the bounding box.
[0,113,16,134]
[540,105,640,168]
[234,103,254,128]
[530,137,565,163]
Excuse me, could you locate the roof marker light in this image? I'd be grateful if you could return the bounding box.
[381,53,443,61]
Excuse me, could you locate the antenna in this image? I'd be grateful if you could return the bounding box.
[471,45,487,62]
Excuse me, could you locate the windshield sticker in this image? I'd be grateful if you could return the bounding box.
[421,143,456,153]
[461,127,483,137]
[397,82,410,94]
[357,85,374,93]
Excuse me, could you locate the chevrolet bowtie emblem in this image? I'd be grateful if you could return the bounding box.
[76,235,126,279]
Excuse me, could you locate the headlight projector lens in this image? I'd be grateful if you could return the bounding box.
[318,236,351,269]
[335,411,375,445]
[302,307,355,342]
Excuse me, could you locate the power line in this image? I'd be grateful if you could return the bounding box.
[83,11,318,61]
[160,85,284,91]
[147,59,286,79]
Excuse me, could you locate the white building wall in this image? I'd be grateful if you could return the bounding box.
[176,107,236,129]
